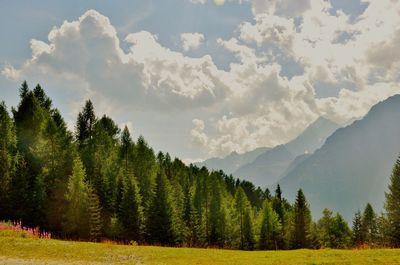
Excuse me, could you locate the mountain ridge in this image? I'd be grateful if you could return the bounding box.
[275,94,400,221]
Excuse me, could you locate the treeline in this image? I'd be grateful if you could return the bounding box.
[1,81,400,249]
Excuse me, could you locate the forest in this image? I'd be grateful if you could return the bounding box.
[1,81,400,250]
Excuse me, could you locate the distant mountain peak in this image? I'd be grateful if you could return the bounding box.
[275,94,400,221]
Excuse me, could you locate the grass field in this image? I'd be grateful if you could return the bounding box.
[1,231,400,264]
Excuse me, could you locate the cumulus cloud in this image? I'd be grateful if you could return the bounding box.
[3,3,400,158]
[196,0,400,156]
[3,10,229,112]
[190,119,208,147]
[181,32,205,51]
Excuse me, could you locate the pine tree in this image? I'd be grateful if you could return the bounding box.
[385,157,400,247]
[352,210,363,246]
[88,185,103,241]
[0,101,16,220]
[118,176,144,242]
[33,84,52,110]
[234,187,254,250]
[182,185,201,247]
[292,189,312,249]
[331,213,352,248]
[120,126,134,177]
[63,158,90,239]
[76,100,96,149]
[272,184,286,249]
[259,200,281,250]
[362,203,378,246]
[12,82,47,227]
[376,213,391,247]
[134,136,157,216]
[147,171,177,245]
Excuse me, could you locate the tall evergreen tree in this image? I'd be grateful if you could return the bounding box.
[352,210,363,246]
[63,158,90,239]
[182,185,200,247]
[11,82,47,227]
[292,189,312,249]
[259,200,281,250]
[147,171,177,245]
[272,184,286,249]
[385,157,400,247]
[88,185,103,241]
[118,176,144,242]
[0,101,16,220]
[134,136,157,216]
[234,187,254,250]
[362,203,378,246]
[76,100,96,149]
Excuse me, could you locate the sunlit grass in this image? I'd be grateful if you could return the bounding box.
[1,230,400,264]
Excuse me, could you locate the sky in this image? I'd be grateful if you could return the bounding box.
[1,0,399,162]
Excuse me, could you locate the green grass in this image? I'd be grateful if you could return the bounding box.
[1,232,400,264]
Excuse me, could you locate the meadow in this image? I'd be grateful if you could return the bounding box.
[1,229,400,265]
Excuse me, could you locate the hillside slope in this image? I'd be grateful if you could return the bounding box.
[277,94,400,221]
[234,117,339,187]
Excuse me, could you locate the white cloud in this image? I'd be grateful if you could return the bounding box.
[3,10,229,112]
[4,4,400,159]
[189,0,207,4]
[190,119,208,147]
[180,32,205,51]
[252,0,312,17]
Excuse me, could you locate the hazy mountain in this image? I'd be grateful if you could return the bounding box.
[233,117,339,187]
[285,117,339,155]
[234,145,295,187]
[195,147,270,175]
[276,94,400,221]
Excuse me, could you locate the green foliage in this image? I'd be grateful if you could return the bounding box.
[118,175,143,241]
[4,81,400,250]
[291,189,311,249]
[259,200,281,250]
[234,187,255,250]
[63,158,90,238]
[352,210,363,246]
[317,209,352,248]
[88,185,103,241]
[362,203,378,246]
[385,157,400,247]
[0,101,16,220]
[147,171,177,245]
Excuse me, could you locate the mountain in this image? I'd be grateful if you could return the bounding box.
[285,117,340,155]
[233,117,339,187]
[234,145,295,187]
[195,147,270,175]
[276,94,400,221]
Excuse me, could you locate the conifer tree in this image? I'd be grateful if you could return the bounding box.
[33,84,52,110]
[182,184,201,247]
[134,136,157,215]
[352,210,363,246]
[292,189,311,249]
[234,187,254,249]
[118,176,144,242]
[12,82,47,227]
[272,184,286,248]
[259,200,281,250]
[76,100,96,149]
[88,185,103,241]
[0,101,15,220]
[362,203,378,246]
[147,171,177,245]
[63,158,90,238]
[385,157,400,247]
